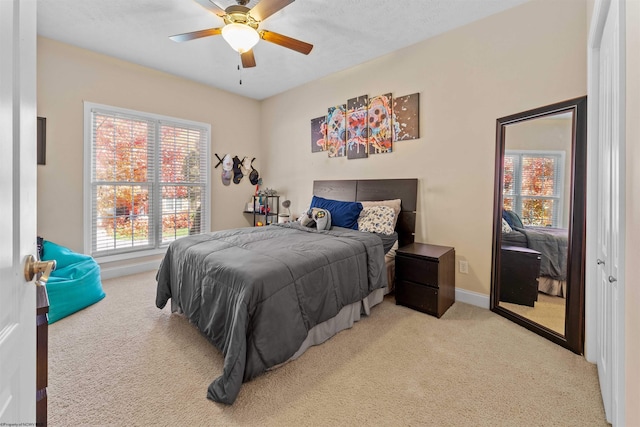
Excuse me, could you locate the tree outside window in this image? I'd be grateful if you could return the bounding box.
[503,151,564,227]
[86,104,209,257]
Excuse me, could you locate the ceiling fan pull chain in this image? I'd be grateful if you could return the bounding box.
[238,56,243,85]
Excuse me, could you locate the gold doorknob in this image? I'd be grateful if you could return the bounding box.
[24,254,56,285]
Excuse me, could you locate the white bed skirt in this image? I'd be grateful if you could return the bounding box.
[538,276,567,298]
[271,258,394,368]
[273,286,386,367]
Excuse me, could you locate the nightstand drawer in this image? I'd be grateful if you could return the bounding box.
[395,279,438,315]
[395,255,438,287]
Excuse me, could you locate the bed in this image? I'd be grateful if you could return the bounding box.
[155,178,418,404]
[501,210,568,297]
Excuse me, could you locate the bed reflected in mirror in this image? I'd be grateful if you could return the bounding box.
[491,97,587,354]
[499,112,572,335]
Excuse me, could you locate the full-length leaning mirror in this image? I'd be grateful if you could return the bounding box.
[491,96,587,354]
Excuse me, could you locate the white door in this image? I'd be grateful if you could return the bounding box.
[592,0,625,424]
[595,30,612,417]
[0,0,38,424]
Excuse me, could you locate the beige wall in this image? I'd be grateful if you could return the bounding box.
[625,0,639,423]
[260,0,587,296]
[34,1,640,422]
[37,38,262,254]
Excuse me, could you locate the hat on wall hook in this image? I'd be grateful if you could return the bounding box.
[232,156,244,184]
[221,154,233,186]
[249,157,260,185]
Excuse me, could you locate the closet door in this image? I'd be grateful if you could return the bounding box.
[593,0,625,423]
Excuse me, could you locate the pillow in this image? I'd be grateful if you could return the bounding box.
[359,199,401,228]
[310,196,362,230]
[357,205,395,235]
[502,209,524,229]
[502,218,513,234]
[501,210,513,227]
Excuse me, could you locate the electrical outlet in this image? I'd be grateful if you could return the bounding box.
[459,260,469,274]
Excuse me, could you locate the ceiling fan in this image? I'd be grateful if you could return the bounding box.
[169,0,313,68]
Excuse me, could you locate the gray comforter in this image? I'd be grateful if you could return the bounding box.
[156,222,387,404]
[516,226,568,281]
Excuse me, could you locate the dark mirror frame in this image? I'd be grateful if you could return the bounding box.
[37,116,46,165]
[490,96,587,354]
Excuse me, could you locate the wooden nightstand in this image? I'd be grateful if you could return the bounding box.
[395,243,455,318]
[500,245,541,307]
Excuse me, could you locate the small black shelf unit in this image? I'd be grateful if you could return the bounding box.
[244,195,279,226]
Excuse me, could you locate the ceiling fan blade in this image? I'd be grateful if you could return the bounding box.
[241,50,256,68]
[193,0,226,16]
[169,27,222,42]
[260,30,313,55]
[250,0,294,22]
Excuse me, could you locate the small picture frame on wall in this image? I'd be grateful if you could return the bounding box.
[37,116,46,165]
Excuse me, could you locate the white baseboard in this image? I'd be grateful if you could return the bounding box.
[455,288,490,309]
[100,260,160,280]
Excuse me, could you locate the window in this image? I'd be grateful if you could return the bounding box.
[503,150,565,227]
[84,103,210,258]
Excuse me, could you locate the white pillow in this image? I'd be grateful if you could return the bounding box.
[502,218,513,234]
[358,205,395,235]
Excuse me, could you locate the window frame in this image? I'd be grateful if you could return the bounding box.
[503,149,565,228]
[83,102,211,261]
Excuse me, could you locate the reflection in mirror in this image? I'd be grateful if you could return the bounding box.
[498,112,572,335]
[491,96,586,354]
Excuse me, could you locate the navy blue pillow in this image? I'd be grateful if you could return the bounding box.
[310,196,363,230]
[503,209,524,229]
[502,210,514,227]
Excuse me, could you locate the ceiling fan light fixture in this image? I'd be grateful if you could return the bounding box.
[222,23,259,53]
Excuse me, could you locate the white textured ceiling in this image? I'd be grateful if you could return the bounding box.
[37,0,529,100]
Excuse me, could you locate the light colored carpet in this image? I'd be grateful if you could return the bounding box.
[502,293,566,335]
[48,271,607,426]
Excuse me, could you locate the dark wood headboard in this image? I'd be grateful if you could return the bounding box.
[312,179,418,247]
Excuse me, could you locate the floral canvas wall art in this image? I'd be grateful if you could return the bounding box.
[393,93,420,141]
[326,104,346,157]
[367,93,393,154]
[347,95,368,159]
[310,116,327,152]
[311,90,420,159]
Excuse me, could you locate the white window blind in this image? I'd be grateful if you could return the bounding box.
[85,103,210,258]
[158,121,208,244]
[503,150,565,227]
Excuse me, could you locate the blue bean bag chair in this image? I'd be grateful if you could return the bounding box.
[41,240,105,324]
